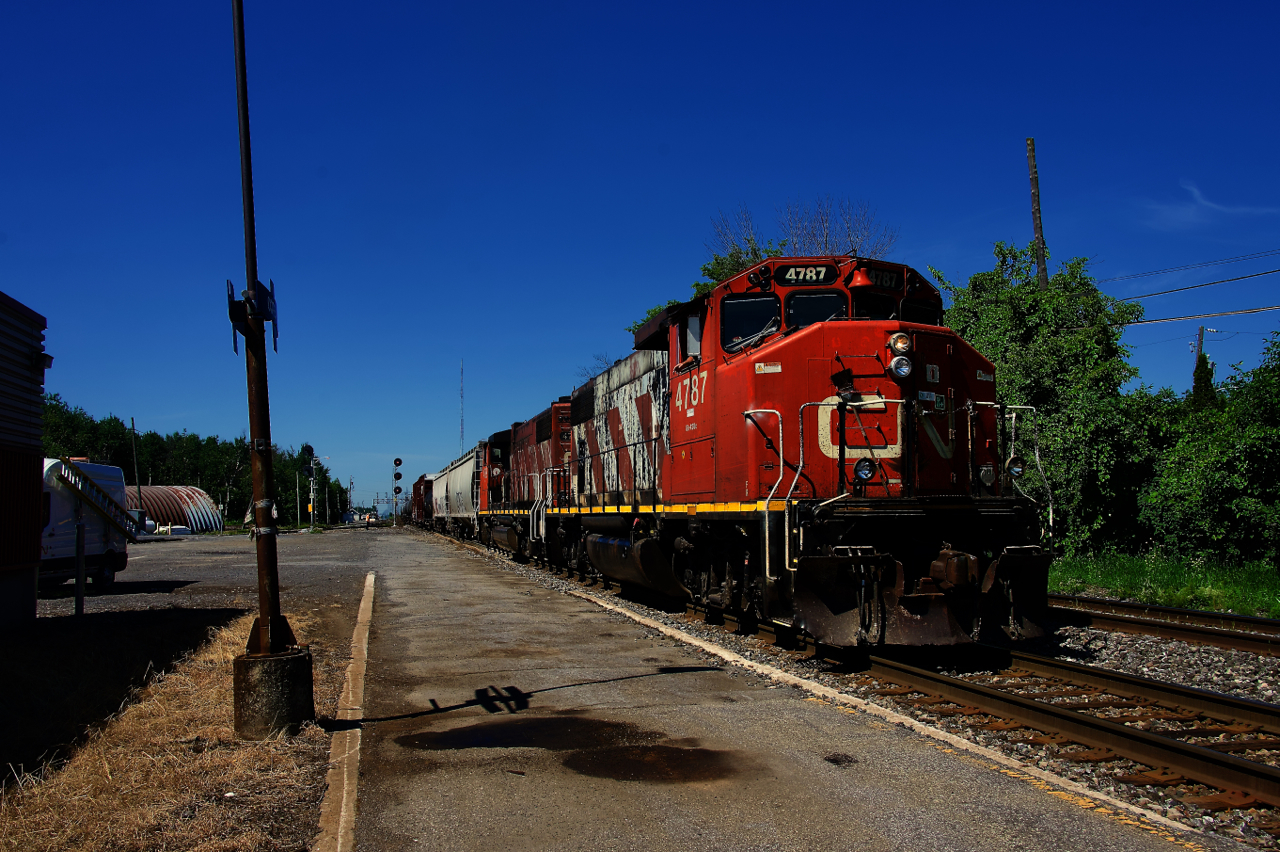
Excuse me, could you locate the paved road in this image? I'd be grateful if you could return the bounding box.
[356,531,1231,852]
[13,527,379,773]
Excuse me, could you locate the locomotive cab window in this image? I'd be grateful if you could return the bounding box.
[852,292,898,320]
[675,307,705,371]
[786,291,848,330]
[721,293,780,353]
[902,301,942,326]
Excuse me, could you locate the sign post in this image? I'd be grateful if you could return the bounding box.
[227,0,313,740]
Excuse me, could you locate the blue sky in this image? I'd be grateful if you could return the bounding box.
[3,1,1277,503]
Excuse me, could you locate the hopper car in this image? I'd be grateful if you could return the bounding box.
[415,256,1049,647]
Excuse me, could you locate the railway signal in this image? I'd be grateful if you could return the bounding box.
[393,458,402,526]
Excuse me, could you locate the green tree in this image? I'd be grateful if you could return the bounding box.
[40,394,345,529]
[1140,332,1280,561]
[1189,351,1219,411]
[933,241,1145,554]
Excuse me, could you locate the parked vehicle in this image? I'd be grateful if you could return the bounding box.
[39,459,130,589]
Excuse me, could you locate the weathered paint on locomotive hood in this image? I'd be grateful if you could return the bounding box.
[505,401,571,506]
[569,349,669,506]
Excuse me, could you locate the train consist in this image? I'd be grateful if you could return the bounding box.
[412,256,1049,647]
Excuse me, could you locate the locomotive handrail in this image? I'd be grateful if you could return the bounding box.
[743,409,783,581]
[784,398,906,573]
[975,401,1054,540]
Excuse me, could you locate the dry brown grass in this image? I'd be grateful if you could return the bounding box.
[0,613,343,851]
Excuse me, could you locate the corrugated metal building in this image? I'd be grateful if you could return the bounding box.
[126,486,224,533]
[0,291,51,625]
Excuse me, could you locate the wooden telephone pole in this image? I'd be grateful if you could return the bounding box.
[1026,138,1050,291]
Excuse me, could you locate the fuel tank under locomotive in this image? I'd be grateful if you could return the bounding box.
[574,516,690,599]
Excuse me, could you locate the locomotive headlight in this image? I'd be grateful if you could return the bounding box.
[1005,456,1027,478]
[889,332,911,354]
[889,356,913,378]
[853,458,876,481]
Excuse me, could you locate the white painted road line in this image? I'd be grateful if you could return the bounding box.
[315,571,376,852]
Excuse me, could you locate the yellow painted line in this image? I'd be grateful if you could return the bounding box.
[315,571,376,852]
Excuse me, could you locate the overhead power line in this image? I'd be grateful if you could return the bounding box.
[1119,304,1280,327]
[1096,248,1280,283]
[1119,268,1280,301]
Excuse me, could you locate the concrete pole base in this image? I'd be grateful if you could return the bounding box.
[233,647,316,740]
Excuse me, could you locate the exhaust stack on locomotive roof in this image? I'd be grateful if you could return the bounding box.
[417,256,1050,648]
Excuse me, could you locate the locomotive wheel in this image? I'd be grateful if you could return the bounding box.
[566,540,586,580]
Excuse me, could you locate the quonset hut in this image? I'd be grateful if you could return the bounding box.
[126,486,223,533]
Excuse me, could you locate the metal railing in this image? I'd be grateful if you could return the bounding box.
[743,409,783,580]
[779,399,905,574]
[566,435,664,510]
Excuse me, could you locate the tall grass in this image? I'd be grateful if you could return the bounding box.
[1049,553,1280,618]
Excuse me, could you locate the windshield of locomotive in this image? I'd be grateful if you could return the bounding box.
[852,291,898,320]
[722,293,780,352]
[786,291,848,329]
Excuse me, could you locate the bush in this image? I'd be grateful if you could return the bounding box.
[1139,332,1280,562]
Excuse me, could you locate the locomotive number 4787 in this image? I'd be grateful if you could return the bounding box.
[673,371,708,416]
[785,266,828,282]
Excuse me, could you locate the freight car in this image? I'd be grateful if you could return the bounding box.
[419,256,1049,647]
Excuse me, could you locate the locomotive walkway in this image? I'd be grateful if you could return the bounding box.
[349,531,1238,852]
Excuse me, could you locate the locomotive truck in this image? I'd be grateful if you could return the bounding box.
[416,256,1049,647]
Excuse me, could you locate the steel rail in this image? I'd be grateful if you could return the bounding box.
[867,652,1280,806]
[1051,593,1280,634]
[1005,650,1280,729]
[1049,594,1280,656]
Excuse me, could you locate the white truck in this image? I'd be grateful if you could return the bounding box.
[39,459,130,590]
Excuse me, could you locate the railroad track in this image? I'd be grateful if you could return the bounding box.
[435,531,1280,827]
[857,649,1280,815]
[1049,593,1280,657]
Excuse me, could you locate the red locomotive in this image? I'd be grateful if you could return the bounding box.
[418,256,1049,647]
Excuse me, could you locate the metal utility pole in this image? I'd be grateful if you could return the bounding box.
[1026,138,1050,291]
[460,359,464,456]
[231,0,285,654]
[227,0,312,740]
[129,418,144,524]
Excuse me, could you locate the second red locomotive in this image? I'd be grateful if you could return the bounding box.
[414,256,1048,647]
